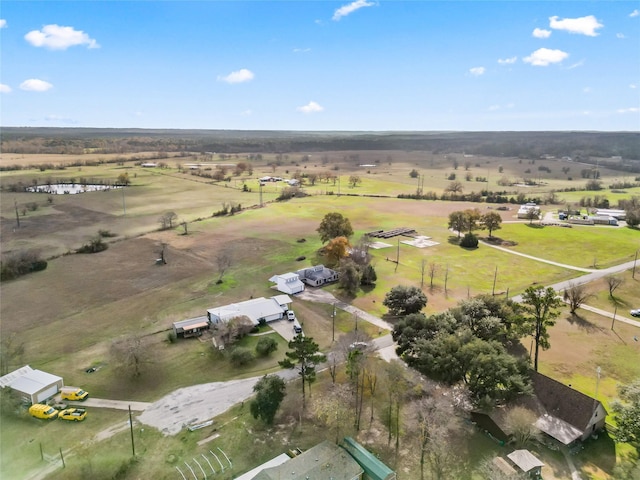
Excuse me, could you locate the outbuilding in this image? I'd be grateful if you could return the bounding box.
[269,272,305,294]
[0,365,64,405]
[172,317,211,338]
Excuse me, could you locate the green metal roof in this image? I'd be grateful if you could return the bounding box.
[341,437,396,480]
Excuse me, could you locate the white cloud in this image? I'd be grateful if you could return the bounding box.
[532,28,551,39]
[582,87,592,93]
[523,48,569,66]
[488,105,500,111]
[0,84,12,93]
[297,101,324,113]
[498,56,517,65]
[333,0,375,21]
[630,9,639,17]
[469,67,485,76]
[0,19,7,28]
[293,48,311,53]
[45,114,76,124]
[616,33,626,39]
[217,69,255,84]
[20,79,53,91]
[488,103,515,111]
[25,24,99,50]
[630,84,638,89]
[241,109,253,116]
[617,107,639,114]
[567,60,585,69]
[549,15,603,36]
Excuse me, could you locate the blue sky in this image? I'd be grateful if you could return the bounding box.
[1,1,639,131]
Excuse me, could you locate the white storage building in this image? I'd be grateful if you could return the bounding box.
[0,365,64,404]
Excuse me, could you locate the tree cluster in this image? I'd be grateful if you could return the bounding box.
[392,296,531,405]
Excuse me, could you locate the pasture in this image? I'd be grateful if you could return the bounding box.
[1,150,639,479]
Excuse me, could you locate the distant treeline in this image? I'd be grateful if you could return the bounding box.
[2,128,639,165]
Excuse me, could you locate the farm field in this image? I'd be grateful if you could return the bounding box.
[1,146,639,480]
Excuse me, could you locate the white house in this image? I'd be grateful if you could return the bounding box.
[206,295,292,326]
[269,272,305,294]
[0,365,64,404]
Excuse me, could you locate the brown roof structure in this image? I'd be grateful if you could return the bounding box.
[529,371,605,433]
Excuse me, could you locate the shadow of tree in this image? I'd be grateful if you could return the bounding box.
[526,223,544,229]
[576,430,617,476]
[566,314,605,333]
[447,235,461,245]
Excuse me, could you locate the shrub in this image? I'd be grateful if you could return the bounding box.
[255,337,278,357]
[76,237,108,254]
[460,232,479,248]
[166,331,177,344]
[0,250,47,281]
[230,348,254,366]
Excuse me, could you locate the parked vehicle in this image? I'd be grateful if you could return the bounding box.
[630,309,640,318]
[58,408,87,422]
[61,387,89,401]
[29,404,59,420]
[287,310,296,321]
[292,320,302,334]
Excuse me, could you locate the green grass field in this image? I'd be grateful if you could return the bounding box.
[1,152,638,480]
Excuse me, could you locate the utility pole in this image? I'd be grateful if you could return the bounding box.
[122,186,126,216]
[14,199,20,228]
[129,405,136,457]
[331,303,336,342]
[395,238,400,272]
[492,266,498,296]
[633,249,638,279]
[611,306,617,330]
[259,182,263,207]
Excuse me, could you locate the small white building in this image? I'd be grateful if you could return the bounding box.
[0,365,64,404]
[517,203,540,219]
[206,295,292,326]
[269,272,305,294]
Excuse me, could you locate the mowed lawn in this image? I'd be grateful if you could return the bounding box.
[495,222,639,269]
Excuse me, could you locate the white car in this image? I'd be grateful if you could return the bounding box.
[630,309,640,318]
[287,310,296,321]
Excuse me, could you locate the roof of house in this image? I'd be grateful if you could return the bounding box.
[492,457,518,476]
[530,371,605,432]
[253,441,363,480]
[234,454,290,480]
[535,413,583,445]
[470,411,511,443]
[173,316,210,329]
[3,367,62,394]
[297,265,337,280]
[207,296,289,325]
[507,450,544,472]
[341,437,396,480]
[272,294,293,305]
[0,365,35,388]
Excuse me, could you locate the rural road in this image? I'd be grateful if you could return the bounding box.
[60,397,152,411]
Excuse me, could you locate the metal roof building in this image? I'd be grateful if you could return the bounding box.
[0,365,63,404]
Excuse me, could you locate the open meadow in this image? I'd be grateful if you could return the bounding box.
[1,147,639,479]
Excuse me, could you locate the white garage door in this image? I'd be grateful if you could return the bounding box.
[35,385,59,403]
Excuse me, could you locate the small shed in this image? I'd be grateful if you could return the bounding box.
[0,365,63,404]
[173,317,211,338]
[507,450,544,478]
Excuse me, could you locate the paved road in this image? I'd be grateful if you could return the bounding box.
[60,397,151,411]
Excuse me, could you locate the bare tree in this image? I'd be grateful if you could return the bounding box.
[503,406,541,448]
[312,383,352,443]
[429,262,439,289]
[181,221,189,235]
[605,275,623,298]
[563,282,593,314]
[159,211,178,230]
[110,335,151,378]
[215,248,233,283]
[0,333,25,376]
[409,393,462,480]
[420,258,427,289]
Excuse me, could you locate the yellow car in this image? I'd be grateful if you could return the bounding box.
[29,404,59,420]
[58,408,87,422]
